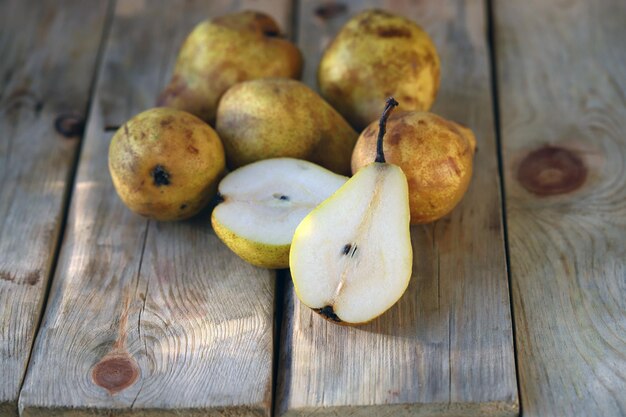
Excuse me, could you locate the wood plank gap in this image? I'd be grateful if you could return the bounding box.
[129,219,150,410]
[485,0,522,415]
[271,272,288,417]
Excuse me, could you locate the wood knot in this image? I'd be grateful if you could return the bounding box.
[54,113,85,138]
[314,3,347,20]
[517,146,587,196]
[92,355,139,394]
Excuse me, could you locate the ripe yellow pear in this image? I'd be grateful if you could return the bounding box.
[352,111,476,224]
[318,9,440,130]
[108,108,225,221]
[157,11,302,124]
[216,78,358,175]
[290,98,412,325]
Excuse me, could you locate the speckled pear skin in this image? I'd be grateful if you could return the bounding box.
[108,108,225,221]
[211,215,290,269]
[318,9,440,130]
[157,11,303,125]
[351,111,476,224]
[216,78,358,175]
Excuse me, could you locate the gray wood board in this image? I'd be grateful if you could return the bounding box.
[18,0,294,415]
[0,1,110,414]
[495,1,626,416]
[277,1,518,416]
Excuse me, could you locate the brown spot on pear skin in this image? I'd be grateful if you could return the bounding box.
[377,26,411,38]
[517,146,587,196]
[159,117,174,128]
[92,355,139,395]
[447,157,461,176]
[187,144,199,154]
[156,75,187,106]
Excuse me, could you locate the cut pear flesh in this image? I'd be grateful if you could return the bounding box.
[212,158,347,268]
[290,163,413,324]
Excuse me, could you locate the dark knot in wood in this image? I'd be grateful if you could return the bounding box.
[92,355,139,394]
[314,3,347,20]
[54,113,85,138]
[517,146,587,196]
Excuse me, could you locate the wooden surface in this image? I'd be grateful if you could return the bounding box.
[495,1,626,416]
[17,1,293,415]
[0,1,109,415]
[0,0,624,416]
[276,1,517,416]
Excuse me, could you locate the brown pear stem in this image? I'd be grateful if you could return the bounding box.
[375,97,399,163]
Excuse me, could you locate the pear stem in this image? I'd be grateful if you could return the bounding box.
[375,97,399,163]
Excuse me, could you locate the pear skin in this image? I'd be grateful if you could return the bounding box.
[108,108,225,221]
[352,111,476,224]
[216,78,358,175]
[318,9,440,130]
[157,11,302,124]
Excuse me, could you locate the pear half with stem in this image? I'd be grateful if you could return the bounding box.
[290,98,412,325]
[212,158,347,269]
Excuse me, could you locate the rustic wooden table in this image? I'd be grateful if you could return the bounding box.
[1,1,624,416]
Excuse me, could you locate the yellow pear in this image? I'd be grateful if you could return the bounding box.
[216,78,358,175]
[157,11,302,124]
[108,108,225,221]
[290,98,412,325]
[211,158,347,269]
[318,9,440,130]
[352,111,476,224]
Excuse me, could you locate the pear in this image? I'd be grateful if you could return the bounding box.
[318,9,440,130]
[211,158,347,269]
[108,108,225,221]
[157,11,302,124]
[352,111,476,224]
[290,98,412,325]
[216,78,358,175]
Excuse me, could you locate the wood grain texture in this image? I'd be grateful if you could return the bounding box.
[495,1,626,416]
[0,1,110,414]
[18,0,294,415]
[277,1,518,416]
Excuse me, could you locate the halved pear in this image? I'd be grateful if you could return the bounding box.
[211,158,347,269]
[289,98,412,325]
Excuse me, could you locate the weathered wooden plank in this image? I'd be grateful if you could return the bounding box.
[19,0,294,415]
[494,1,626,416]
[277,1,518,416]
[0,1,110,415]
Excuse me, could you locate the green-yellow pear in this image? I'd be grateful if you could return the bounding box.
[108,108,225,221]
[290,98,412,325]
[211,158,347,268]
[352,111,476,224]
[216,78,358,175]
[318,9,440,130]
[157,11,303,124]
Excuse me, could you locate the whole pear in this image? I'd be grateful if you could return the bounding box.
[351,111,476,224]
[216,78,358,175]
[109,108,225,221]
[157,11,302,124]
[318,9,440,130]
